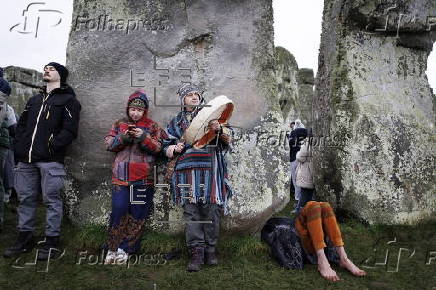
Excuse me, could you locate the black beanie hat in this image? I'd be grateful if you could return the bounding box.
[45,62,69,84]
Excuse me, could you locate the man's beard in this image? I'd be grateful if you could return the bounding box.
[43,76,50,82]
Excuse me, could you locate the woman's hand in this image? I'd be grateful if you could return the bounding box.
[208,120,221,132]
[166,145,176,158]
[166,142,185,158]
[131,128,143,138]
[174,142,185,153]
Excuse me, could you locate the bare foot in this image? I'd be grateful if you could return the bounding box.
[318,260,340,282]
[339,258,367,277]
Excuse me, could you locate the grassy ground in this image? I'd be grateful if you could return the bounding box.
[1,200,435,290]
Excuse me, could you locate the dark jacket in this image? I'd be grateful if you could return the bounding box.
[15,85,81,164]
[288,127,308,162]
[261,217,339,270]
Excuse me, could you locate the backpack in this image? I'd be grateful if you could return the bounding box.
[261,217,304,270]
[261,217,340,269]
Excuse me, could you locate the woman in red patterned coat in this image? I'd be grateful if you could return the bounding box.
[103,90,166,264]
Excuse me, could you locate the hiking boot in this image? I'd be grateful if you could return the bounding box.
[3,231,35,258]
[205,248,218,266]
[37,236,62,261]
[186,247,204,272]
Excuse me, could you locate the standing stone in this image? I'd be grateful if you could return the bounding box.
[275,46,314,128]
[66,0,289,233]
[296,68,315,128]
[314,0,436,223]
[275,46,299,122]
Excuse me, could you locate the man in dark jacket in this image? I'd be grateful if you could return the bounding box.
[3,62,81,261]
[288,119,307,211]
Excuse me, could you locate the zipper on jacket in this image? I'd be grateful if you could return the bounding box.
[48,133,54,156]
[46,105,51,119]
[28,92,50,162]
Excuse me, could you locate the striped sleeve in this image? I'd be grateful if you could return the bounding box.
[104,123,128,152]
[138,123,167,154]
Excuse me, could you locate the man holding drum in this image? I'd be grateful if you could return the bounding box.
[163,83,233,272]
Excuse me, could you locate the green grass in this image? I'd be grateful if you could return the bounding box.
[1,200,436,289]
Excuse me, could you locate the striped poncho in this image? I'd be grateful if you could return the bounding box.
[163,110,233,213]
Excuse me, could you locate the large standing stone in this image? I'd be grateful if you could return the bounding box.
[66,0,289,233]
[314,0,436,223]
[296,68,315,128]
[275,46,299,122]
[275,47,314,127]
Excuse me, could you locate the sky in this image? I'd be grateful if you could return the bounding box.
[0,0,435,89]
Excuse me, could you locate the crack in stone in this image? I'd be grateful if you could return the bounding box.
[143,33,213,58]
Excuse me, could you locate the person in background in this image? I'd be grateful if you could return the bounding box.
[0,67,12,233]
[288,119,307,212]
[287,121,296,198]
[295,131,315,214]
[2,105,17,204]
[289,121,295,132]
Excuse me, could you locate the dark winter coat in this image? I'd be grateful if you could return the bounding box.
[288,128,308,162]
[261,217,339,269]
[14,85,81,164]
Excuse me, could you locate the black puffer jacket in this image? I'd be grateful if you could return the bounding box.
[15,85,81,164]
[289,128,308,162]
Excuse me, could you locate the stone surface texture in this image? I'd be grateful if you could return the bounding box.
[275,46,314,128]
[313,0,436,224]
[66,0,289,233]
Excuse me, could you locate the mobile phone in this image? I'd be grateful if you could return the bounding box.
[128,124,136,131]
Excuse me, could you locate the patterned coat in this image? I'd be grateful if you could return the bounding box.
[163,110,233,211]
[105,93,166,186]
